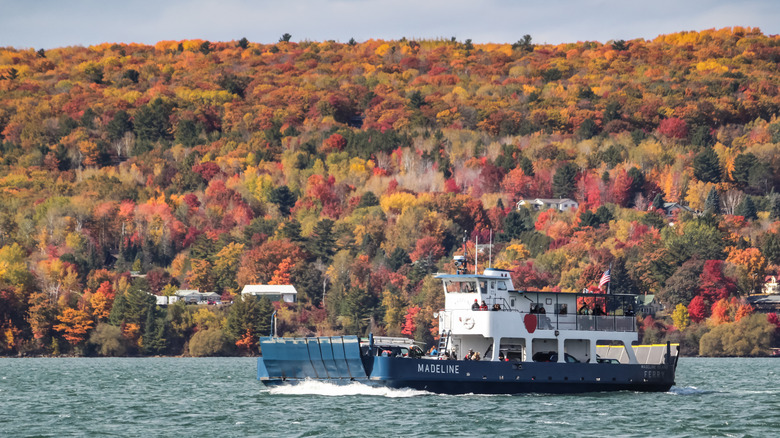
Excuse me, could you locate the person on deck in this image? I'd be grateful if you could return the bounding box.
[471,299,480,311]
[480,301,488,311]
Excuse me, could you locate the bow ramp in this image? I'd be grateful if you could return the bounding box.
[258,336,368,382]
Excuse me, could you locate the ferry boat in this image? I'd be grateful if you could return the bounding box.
[257,264,679,394]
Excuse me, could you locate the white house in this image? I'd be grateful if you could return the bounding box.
[517,198,579,212]
[175,289,221,304]
[241,284,298,303]
[763,276,779,295]
[154,295,180,306]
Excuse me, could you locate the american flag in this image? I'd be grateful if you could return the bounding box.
[599,269,611,289]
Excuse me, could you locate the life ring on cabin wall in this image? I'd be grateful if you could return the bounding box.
[462,317,475,330]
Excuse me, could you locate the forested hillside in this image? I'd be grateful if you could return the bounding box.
[1,27,779,357]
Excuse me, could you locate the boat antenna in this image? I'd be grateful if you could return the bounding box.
[488,229,493,269]
[462,230,468,273]
[474,235,478,275]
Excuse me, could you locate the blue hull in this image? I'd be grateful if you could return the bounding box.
[257,336,676,394]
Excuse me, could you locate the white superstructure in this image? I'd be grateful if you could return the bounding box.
[436,267,641,365]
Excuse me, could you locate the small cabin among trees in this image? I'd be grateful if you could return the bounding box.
[662,202,695,217]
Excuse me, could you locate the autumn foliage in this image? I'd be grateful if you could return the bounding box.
[0,28,778,356]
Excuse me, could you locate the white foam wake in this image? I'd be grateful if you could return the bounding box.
[667,386,715,396]
[266,379,431,398]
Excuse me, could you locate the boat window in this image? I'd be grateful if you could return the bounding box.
[497,281,507,291]
[445,280,477,293]
[479,280,487,293]
[556,304,568,315]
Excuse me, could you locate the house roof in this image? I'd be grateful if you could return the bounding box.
[637,294,656,305]
[241,285,298,295]
[663,202,693,211]
[518,198,577,205]
[747,294,780,304]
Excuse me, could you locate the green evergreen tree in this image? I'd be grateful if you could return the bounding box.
[357,191,379,208]
[175,119,199,147]
[387,247,411,271]
[501,209,533,241]
[609,258,637,294]
[651,193,665,210]
[595,205,614,224]
[225,294,262,341]
[278,219,304,242]
[693,148,721,183]
[577,118,599,139]
[133,98,173,143]
[735,196,758,220]
[107,110,133,142]
[518,154,534,176]
[770,194,780,219]
[257,296,274,336]
[142,306,168,355]
[704,187,721,214]
[108,293,129,326]
[761,232,780,265]
[732,153,758,188]
[308,219,336,262]
[270,185,297,216]
[291,264,325,305]
[579,210,600,228]
[552,163,578,198]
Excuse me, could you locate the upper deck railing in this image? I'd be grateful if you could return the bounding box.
[442,300,637,333]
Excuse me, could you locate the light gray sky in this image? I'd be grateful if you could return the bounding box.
[1,0,778,49]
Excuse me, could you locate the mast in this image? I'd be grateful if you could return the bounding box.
[474,235,478,275]
[488,229,493,269]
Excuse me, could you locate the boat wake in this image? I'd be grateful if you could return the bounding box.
[266,380,431,398]
[667,386,715,396]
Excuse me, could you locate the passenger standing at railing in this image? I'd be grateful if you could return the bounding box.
[471,299,480,311]
[480,301,488,311]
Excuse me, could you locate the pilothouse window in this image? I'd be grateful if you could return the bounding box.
[445,280,478,293]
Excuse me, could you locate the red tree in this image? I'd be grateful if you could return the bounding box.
[401,306,420,336]
[687,295,709,323]
[658,117,688,139]
[698,260,735,303]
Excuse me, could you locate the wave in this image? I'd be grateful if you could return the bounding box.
[265,380,431,398]
[667,386,716,396]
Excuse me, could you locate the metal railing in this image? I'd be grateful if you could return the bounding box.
[450,308,637,332]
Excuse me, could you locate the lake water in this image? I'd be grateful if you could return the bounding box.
[0,357,778,437]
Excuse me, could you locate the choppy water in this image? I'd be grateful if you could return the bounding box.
[0,357,778,437]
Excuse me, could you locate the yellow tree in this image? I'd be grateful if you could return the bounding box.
[726,247,767,294]
[187,259,214,291]
[54,307,95,346]
[213,242,245,294]
[671,303,690,331]
[90,281,115,321]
